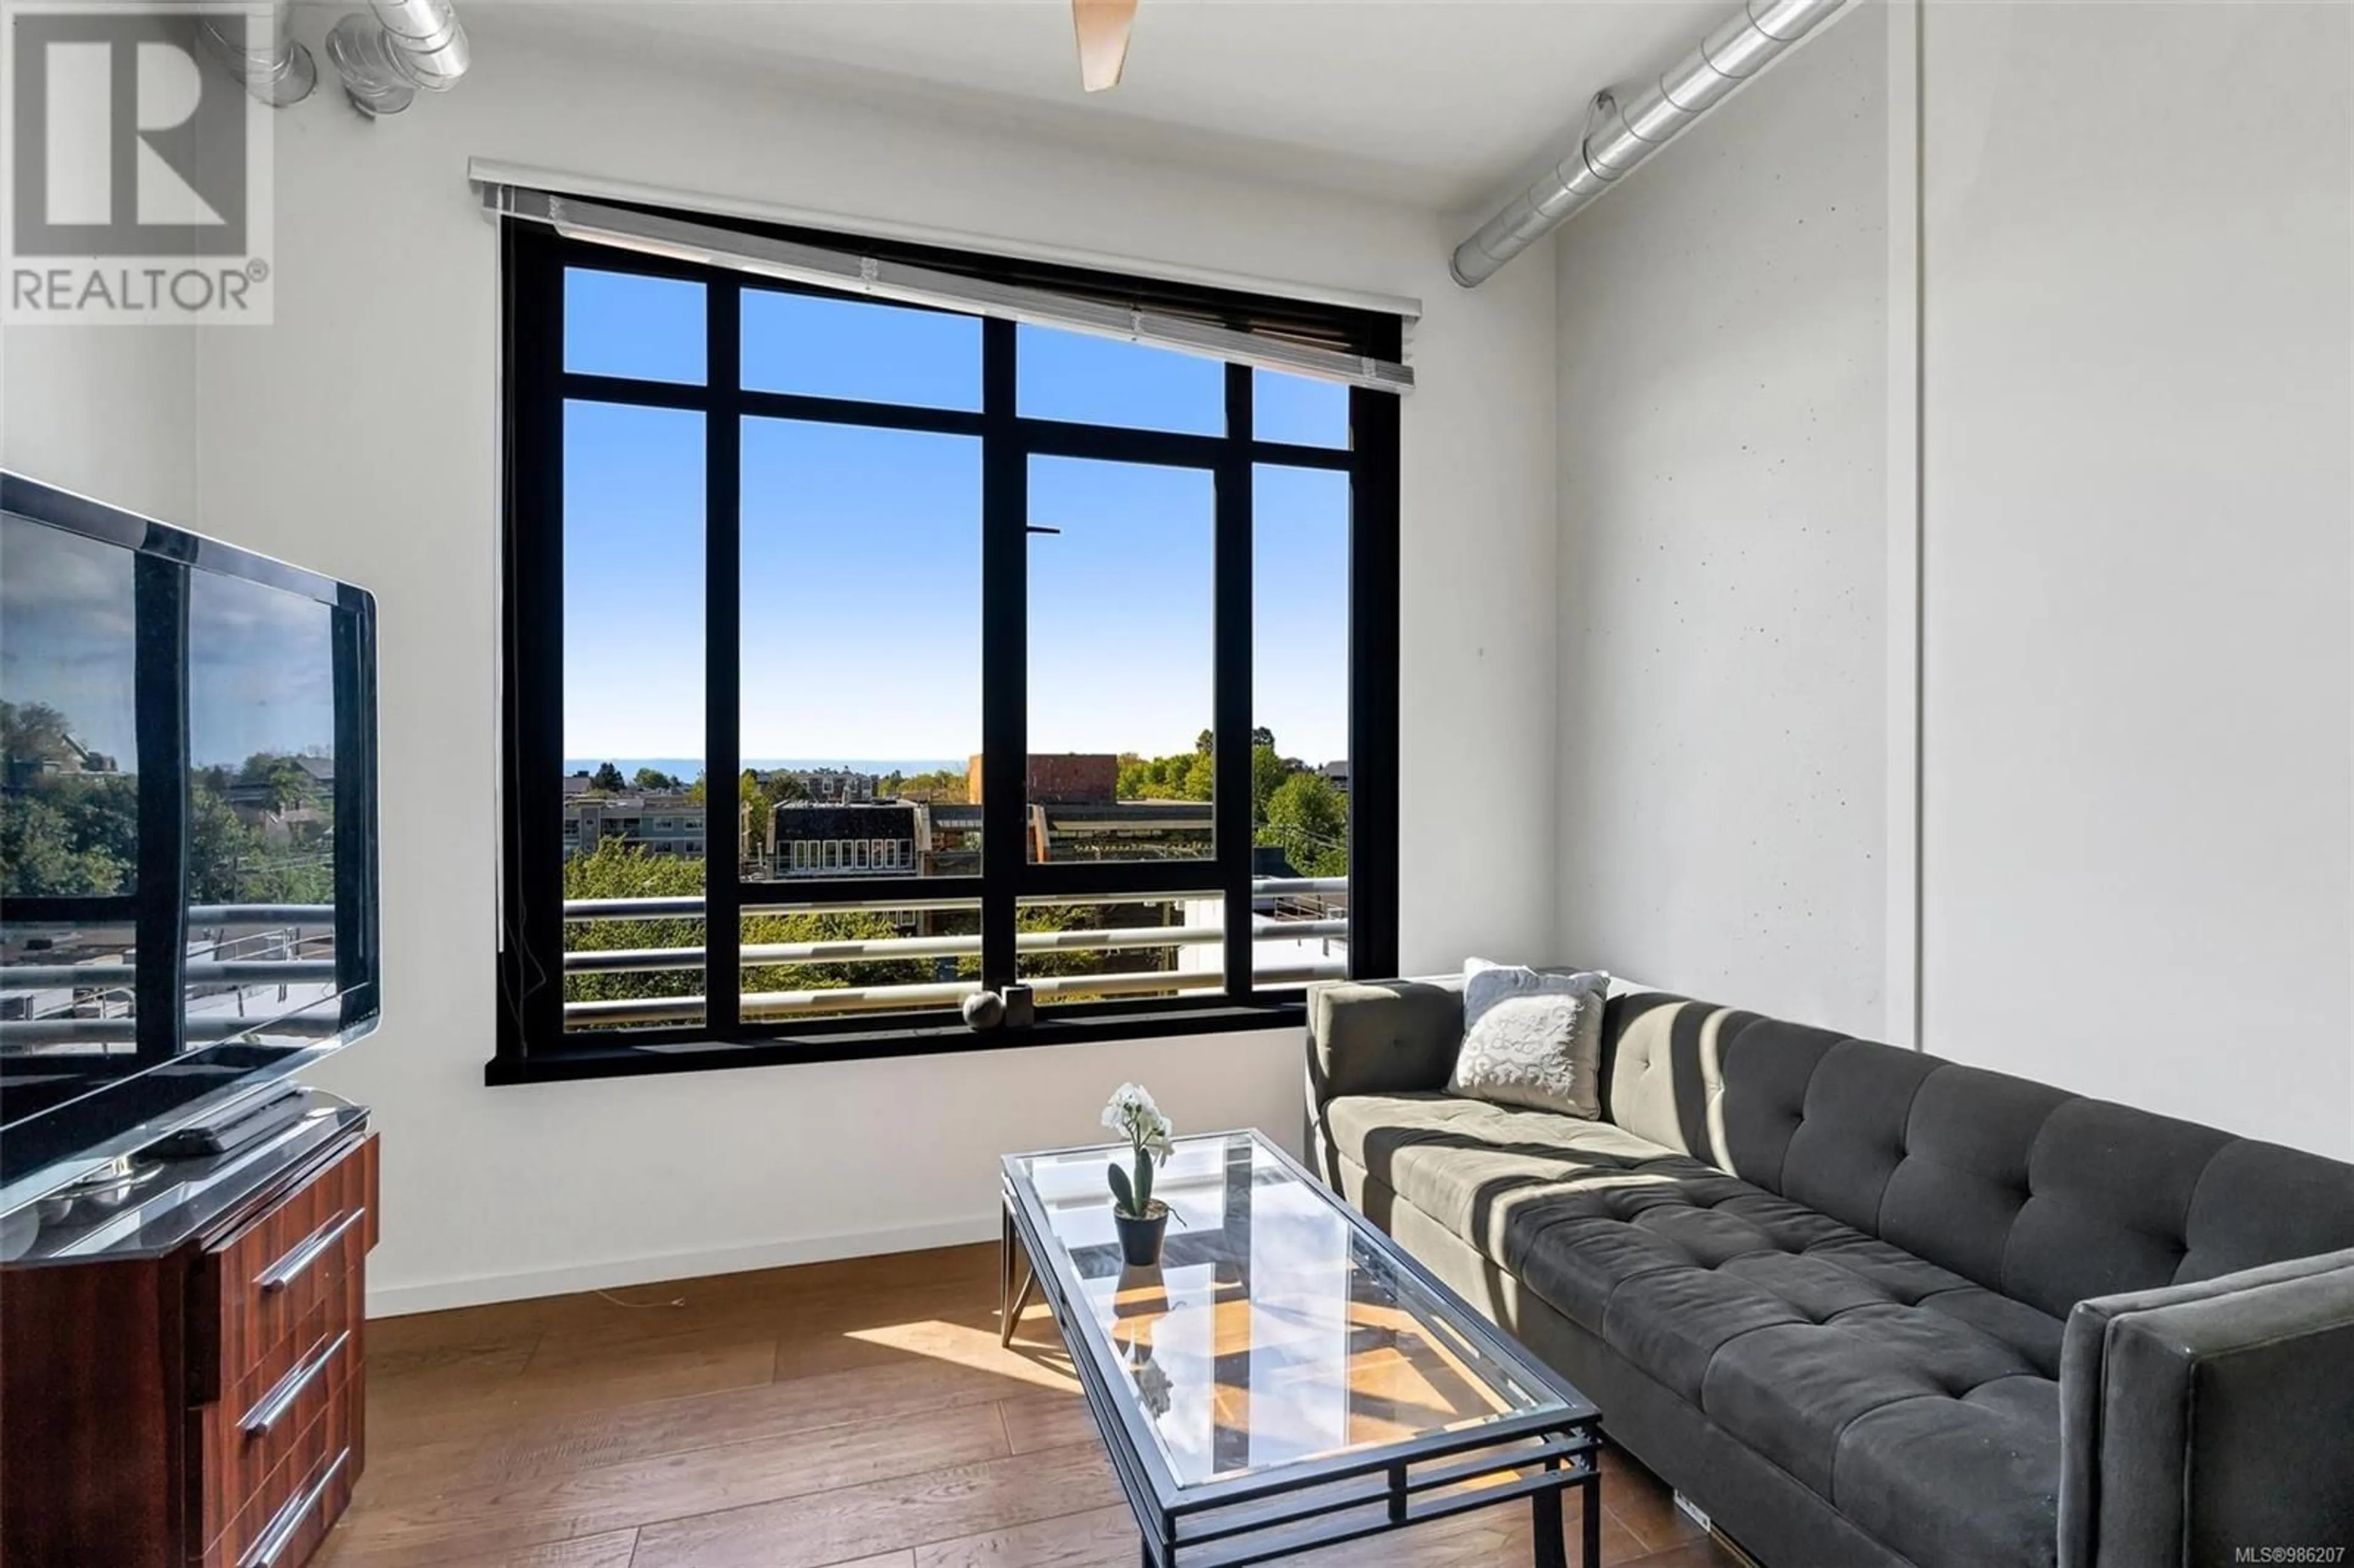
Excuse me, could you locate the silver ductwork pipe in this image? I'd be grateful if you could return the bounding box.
[1450,0,1848,287]
[197,3,316,107]
[326,0,471,116]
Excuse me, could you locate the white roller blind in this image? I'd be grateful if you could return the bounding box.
[478,181,1414,394]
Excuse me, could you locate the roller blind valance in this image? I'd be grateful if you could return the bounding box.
[479,181,1414,394]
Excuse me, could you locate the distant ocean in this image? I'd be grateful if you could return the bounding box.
[563,758,964,779]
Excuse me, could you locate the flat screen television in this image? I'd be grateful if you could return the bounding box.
[0,472,379,1213]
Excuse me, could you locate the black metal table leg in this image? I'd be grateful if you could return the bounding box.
[1533,1482,1567,1568]
[1580,1471,1602,1568]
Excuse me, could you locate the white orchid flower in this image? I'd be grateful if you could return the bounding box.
[1102,1083,1175,1163]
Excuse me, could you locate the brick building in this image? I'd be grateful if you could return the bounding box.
[964,753,1118,806]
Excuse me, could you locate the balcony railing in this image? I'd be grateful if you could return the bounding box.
[2,881,1351,1040]
[1,909,340,1048]
[560,877,1349,1029]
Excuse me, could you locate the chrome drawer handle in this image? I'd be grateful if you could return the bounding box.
[256,1208,365,1295]
[239,1447,349,1568]
[240,1329,349,1437]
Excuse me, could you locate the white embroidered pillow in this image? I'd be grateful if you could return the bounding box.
[1447,962,1610,1120]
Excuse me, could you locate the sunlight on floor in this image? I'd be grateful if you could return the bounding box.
[845,1314,1081,1395]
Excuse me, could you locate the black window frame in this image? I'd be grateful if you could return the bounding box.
[490,205,1400,1086]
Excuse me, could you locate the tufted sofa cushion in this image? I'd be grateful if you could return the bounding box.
[1328,1087,2067,1568]
[1593,994,2354,1315]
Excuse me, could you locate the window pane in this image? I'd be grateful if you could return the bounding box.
[1028,457,1214,862]
[1253,368,1350,449]
[564,268,706,386]
[1018,325,1223,435]
[1016,894,1218,1007]
[0,514,140,899]
[743,291,981,411]
[741,899,978,1024]
[1253,465,1350,989]
[741,419,981,882]
[562,400,706,1031]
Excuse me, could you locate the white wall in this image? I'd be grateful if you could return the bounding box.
[1553,4,1892,1033]
[1555,1,2354,1159]
[1919,2,2353,1155]
[2,325,200,522]
[137,29,1561,1311]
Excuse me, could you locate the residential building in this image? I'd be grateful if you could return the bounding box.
[766,802,920,877]
[563,793,706,859]
[768,767,880,804]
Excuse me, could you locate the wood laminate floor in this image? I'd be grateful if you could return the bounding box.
[318,1243,1747,1568]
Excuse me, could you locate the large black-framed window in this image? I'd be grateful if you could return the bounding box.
[491,208,1400,1085]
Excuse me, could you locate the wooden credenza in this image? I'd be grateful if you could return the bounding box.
[1,1108,377,1568]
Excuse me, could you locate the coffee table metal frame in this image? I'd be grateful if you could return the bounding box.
[999,1128,1604,1568]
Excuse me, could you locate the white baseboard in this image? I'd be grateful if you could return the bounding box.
[364,1214,999,1318]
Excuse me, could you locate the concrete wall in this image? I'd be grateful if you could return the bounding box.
[1555,0,2354,1158]
[1554,4,1892,1034]
[8,26,1562,1311]
[1918,2,2353,1154]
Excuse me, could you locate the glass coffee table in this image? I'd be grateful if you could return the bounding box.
[1000,1129,1603,1568]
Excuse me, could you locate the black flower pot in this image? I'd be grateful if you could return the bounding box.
[1113,1203,1168,1266]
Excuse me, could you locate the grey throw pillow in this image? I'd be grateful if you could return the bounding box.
[1447,961,1610,1119]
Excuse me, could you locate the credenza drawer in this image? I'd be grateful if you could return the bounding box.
[200,1369,358,1568]
[197,1135,378,1399]
[196,1264,362,1550]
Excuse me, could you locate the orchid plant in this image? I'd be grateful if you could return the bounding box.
[1101,1082,1175,1218]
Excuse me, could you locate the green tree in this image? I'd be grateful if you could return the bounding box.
[1250,744,1295,821]
[184,782,333,903]
[899,767,967,804]
[742,908,932,995]
[258,758,310,813]
[50,774,140,872]
[0,701,74,770]
[562,840,705,1009]
[1257,771,1349,877]
[633,766,682,792]
[1116,750,1213,804]
[0,790,128,895]
[589,761,627,793]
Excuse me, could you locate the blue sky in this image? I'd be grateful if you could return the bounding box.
[1,514,337,769]
[560,270,1351,770]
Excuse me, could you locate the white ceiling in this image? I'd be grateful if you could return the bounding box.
[465,1,1725,210]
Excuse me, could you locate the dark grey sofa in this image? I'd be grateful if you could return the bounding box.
[1306,980,2354,1568]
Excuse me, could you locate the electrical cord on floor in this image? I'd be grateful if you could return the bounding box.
[592,1287,688,1309]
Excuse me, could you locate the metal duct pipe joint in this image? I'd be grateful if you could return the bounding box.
[1450,0,1846,287]
[197,4,316,108]
[326,0,470,117]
